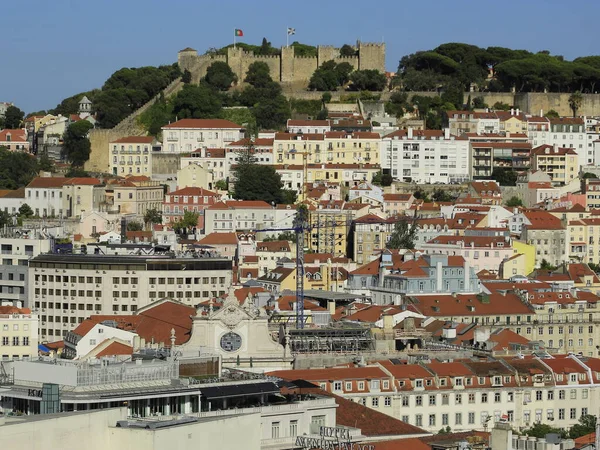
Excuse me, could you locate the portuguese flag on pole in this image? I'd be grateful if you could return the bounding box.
[235,29,243,37]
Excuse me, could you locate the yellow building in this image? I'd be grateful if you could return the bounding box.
[568,218,600,264]
[512,240,536,275]
[531,145,578,185]
[308,201,371,256]
[103,176,164,217]
[496,110,527,133]
[0,306,39,359]
[273,131,380,166]
[109,136,156,177]
[177,163,215,190]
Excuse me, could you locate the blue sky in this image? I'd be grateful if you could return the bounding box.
[2,0,599,113]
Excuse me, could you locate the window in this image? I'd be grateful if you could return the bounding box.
[415,395,423,406]
[468,393,475,404]
[429,414,436,426]
[442,414,449,426]
[372,397,379,407]
[559,409,565,420]
[570,408,577,419]
[455,394,462,405]
[384,396,391,407]
[494,392,501,403]
[271,422,280,439]
[468,412,475,425]
[402,396,409,407]
[547,391,554,400]
[290,420,298,437]
[429,395,436,406]
[481,393,488,403]
[415,415,423,427]
[570,389,577,400]
[333,381,342,391]
[442,394,449,405]
[536,391,542,401]
[559,390,565,400]
[455,413,462,426]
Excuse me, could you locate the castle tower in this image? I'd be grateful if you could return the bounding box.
[280,46,295,83]
[227,46,246,85]
[78,96,92,119]
[357,41,386,72]
[317,46,337,66]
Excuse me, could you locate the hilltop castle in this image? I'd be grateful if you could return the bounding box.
[178,42,386,86]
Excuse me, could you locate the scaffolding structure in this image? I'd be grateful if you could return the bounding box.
[288,327,375,354]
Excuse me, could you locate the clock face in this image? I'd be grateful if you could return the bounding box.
[220,332,242,352]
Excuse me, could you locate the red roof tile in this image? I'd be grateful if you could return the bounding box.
[110,136,154,144]
[162,119,242,129]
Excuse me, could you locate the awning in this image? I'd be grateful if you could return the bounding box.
[200,382,279,400]
[38,344,50,353]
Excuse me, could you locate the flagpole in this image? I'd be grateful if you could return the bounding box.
[233,28,236,49]
[286,27,289,48]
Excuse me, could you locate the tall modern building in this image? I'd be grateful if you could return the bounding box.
[29,253,233,341]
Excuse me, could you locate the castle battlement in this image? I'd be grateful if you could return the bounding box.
[178,43,385,86]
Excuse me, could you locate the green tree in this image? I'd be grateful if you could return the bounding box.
[437,426,452,435]
[523,422,566,439]
[349,70,387,91]
[126,221,143,231]
[569,415,596,439]
[233,163,287,205]
[172,83,222,119]
[316,109,328,120]
[18,203,34,218]
[138,92,172,136]
[386,218,417,250]
[65,167,90,177]
[413,188,431,203]
[372,171,382,185]
[0,148,38,189]
[277,231,297,243]
[182,69,192,84]
[63,120,94,167]
[582,172,598,179]
[491,167,517,186]
[245,62,273,88]
[432,188,454,202]
[493,101,511,111]
[0,210,12,228]
[205,61,237,91]
[505,196,524,207]
[540,259,558,271]
[177,211,200,230]
[569,90,583,117]
[252,96,290,130]
[215,179,228,190]
[340,44,357,57]
[37,153,55,173]
[143,208,162,225]
[321,92,332,105]
[4,105,24,129]
[385,91,409,117]
[545,109,560,119]
[472,97,488,109]
[381,173,393,186]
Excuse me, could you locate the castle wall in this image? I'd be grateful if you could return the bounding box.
[178,43,386,87]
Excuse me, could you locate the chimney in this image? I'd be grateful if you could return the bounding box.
[516,108,520,116]
[553,144,558,153]
[444,128,450,139]
[510,108,514,116]
[540,109,544,117]
[328,300,336,316]
[407,127,413,139]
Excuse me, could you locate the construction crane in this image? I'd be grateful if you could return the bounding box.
[254,207,309,329]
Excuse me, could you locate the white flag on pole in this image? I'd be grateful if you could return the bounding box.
[287,27,296,35]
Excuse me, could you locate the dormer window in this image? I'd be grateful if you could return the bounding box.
[426,379,432,386]
[358,381,365,390]
[455,378,463,386]
[478,377,485,385]
[570,374,577,382]
[439,378,446,386]
[415,379,423,388]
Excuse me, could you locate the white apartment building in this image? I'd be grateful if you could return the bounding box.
[381,129,470,184]
[528,117,587,166]
[446,110,500,134]
[204,200,276,234]
[287,119,331,134]
[0,306,39,360]
[271,354,600,434]
[24,177,68,218]
[161,119,244,153]
[109,136,157,176]
[0,232,52,305]
[30,253,233,341]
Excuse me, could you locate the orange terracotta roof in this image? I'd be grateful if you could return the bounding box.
[168,186,218,196]
[27,177,70,188]
[111,136,154,144]
[408,292,532,316]
[531,144,578,156]
[198,232,238,245]
[94,340,134,357]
